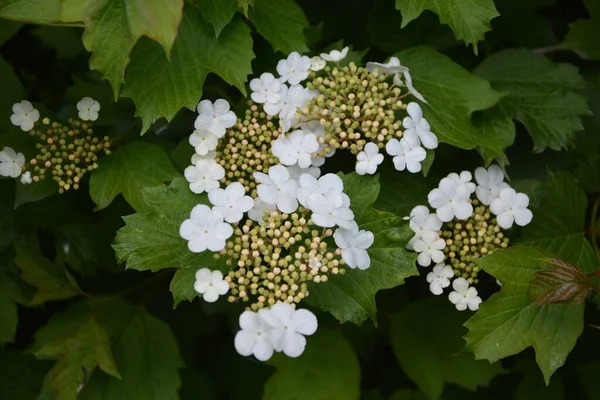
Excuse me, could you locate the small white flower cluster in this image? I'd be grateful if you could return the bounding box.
[407,165,533,311]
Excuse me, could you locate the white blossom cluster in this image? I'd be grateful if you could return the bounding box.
[181,97,375,361]
[247,49,437,177]
[407,165,533,311]
[1,98,101,184]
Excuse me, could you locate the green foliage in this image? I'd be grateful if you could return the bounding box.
[394,0,499,52]
[249,0,310,54]
[0,0,62,23]
[196,0,238,37]
[264,331,360,400]
[391,298,506,399]
[529,258,596,306]
[306,173,418,325]
[557,0,600,60]
[89,141,179,212]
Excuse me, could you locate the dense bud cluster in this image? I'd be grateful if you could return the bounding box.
[222,208,345,310]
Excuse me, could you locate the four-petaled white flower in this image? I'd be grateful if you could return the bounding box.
[189,129,218,156]
[0,146,25,178]
[355,142,384,175]
[406,205,442,249]
[333,226,374,270]
[277,52,311,85]
[179,205,233,253]
[191,151,216,165]
[490,188,533,229]
[412,230,445,267]
[250,73,281,104]
[184,159,225,194]
[306,192,356,229]
[258,303,318,358]
[194,268,230,302]
[20,171,32,184]
[208,182,254,223]
[428,177,473,222]
[265,85,315,131]
[366,57,409,75]
[426,264,454,295]
[446,171,476,196]
[386,138,426,173]
[254,165,299,213]
[310,56,326,71]
[474,165,510,206]
[234,311,275,361]
[247,197,275,222]
[10,100,39,131]
[272,129,319,168]
[320,46,349,62]
[76,97,100,121]
[297,173,343,207]
[448,278,482,311]
[195,98,237,138]
[402,103,437,149]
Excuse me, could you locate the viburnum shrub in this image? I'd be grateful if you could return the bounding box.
[1,1,600,399]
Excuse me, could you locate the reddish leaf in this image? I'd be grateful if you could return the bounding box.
[529,258,594,305]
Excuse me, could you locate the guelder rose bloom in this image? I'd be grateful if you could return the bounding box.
[271,129,319,168]
[194,268,229,303]
[10,100,39,131]
[310,56,326,71]
[413,230,445,267]
[428,177,473,222]
[333,226,374,270]
[76,97,100,121]
[179,205,233,253]
[406,205,442,249]
[490,188,533,229]
[402,103,437,149]
[258,303,318,358]
[195,99,237,138]
[189,129,218,156]
[184,159,225,194]
[320,46,349,62]
[234,311,275,361]
[355,142,384,175]
[448,278,482,311]
[386,138,426,173]
[208,182,254,223]
[250,73,281,104]
[277,52,311,85]
[254,165,299,213]
[474,165,510,206]
[426,264,454,295]
[306,192,356,229]
[0,146,25,178]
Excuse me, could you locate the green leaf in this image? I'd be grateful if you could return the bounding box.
[197,0,238,37]
[389,390,429,400]
[0,258,26,345]
[122,6,254,133]
[14,178,58,209]
[393,46,508,166]
[113,177,213,273]
[170,267,201,306]
[464,247,585,384]
[0,18,21,46]
[474,49,590,152]
[0,57,26,135]
[60,0,184,98]
[89,141,179,212]
[249,0,309,54]
[79,301,183,400]
[529,258,594,306]
[0,0,62,24]
[0,349,51,400]
[394,0,499,52]
[391,297,506,400]
[264,331,360,400]
[33,303,121,400]
[14,242,80,305]
[305,173,418,325]
[556,0,600,61]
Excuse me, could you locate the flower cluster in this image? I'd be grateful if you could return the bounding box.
[1,98,110,193]
[407,165,533,311]
[181,96,375,361]
[247,49,437,176]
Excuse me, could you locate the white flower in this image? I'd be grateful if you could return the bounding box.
[320,46,349,62]
[412,230,445,267]
[297,173,343,207]
[310,56,326,71]
[189,129,218,156]
[426,264,454,295]
[277,52,311,85]
[474,165,510,206]
[195,98,237,138]
[406,205,442,249]
[208,182,254,223]
[446,171,476,196]
[234,311,275,361]
[20,171,32,184]
[259,303,318,358]
[254,165,299,213]
[385,138,426,173]
[286,165,320,180]
[264,85,314,131]
[448,278,482,311]
[0,146,25,178]
[179,205,233,253]
[366,57,409,75]
[272,129,319,168]
[355,142,384,175]
[10,100,39,131]
[333,226,374,270]
[191,151,216,165]
[250,73,281,104]
[490,188,533,229]
[402,103,437,149]
[306,192,356,229]
[76,97,100,121]
[194,268,229,302]
[428,177,473,222]
[248,198,275,222]
[184,159,225,194]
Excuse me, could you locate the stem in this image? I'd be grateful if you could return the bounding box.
[587,270,600,279]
